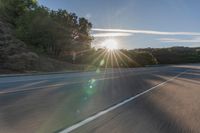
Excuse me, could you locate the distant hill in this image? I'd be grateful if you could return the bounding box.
[135,47,200,64]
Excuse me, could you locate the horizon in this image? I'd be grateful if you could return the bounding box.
[38,0,200,49]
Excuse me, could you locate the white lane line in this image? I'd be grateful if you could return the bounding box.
[59,70,187,133]
[0,76,121,94]
[0,83,66,94]
[0,69,158,84]
[0,71,159,94]
[7,80,47,90]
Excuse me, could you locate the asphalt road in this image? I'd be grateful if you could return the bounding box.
[0,64,200,133]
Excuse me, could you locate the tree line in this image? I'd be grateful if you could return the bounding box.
[136,47,200,64]
[1,0,200,72]
[0,0,92,58]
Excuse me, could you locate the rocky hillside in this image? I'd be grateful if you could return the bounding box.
[0,19,39,71]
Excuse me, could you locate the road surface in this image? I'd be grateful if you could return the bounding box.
[0,64,200,133]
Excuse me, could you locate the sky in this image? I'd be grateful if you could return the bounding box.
[38,0,200,49]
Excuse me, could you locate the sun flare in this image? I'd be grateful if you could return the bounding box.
[101,39,118,50]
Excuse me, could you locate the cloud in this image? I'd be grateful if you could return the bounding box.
[159,37,200,43]
[92,28,200,36]
[92,32,133,37]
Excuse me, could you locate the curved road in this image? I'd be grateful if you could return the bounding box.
[0,64,200,133]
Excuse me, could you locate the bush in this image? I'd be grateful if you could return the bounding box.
[5,52,39,70]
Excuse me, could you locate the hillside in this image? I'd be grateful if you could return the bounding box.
[0,0,200,74]
[0,19,92,73]
[0,0,94,73]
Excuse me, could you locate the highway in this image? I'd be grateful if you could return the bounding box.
[0,64,200,133]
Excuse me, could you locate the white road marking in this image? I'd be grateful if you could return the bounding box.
[8,80,47,90]
[0,76,120,94]
[0,71,158,94]
[184,72,200,76]
[0,83,66,94]
[0,69,157,84]
[59,70,187,133]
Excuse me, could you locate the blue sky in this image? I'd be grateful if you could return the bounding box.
[38,0,200,49]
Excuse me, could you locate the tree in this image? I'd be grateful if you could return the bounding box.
[0,0,37,25]
[15,6,93,58]
[75,17,92,50]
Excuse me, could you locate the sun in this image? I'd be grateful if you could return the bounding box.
[101,39,118,51]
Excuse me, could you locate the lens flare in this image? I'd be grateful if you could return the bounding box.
[101,39,118,50]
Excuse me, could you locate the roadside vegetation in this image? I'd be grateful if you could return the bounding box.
[0,0,200,73]
[136,47,200,64]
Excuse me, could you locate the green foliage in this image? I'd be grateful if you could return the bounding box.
[14,4,92,57]
[129,51,158,66]
[0,0,92,58]
[0,0,37,24]
[136,47,200,64]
